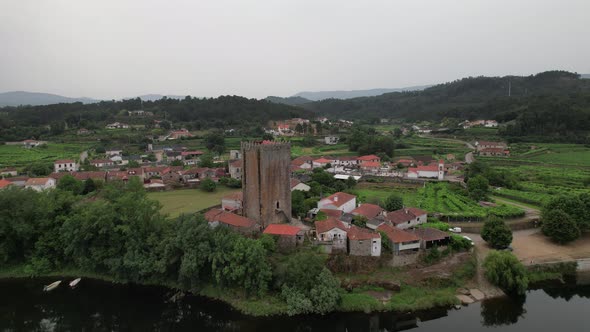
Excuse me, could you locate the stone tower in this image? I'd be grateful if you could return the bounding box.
[241,141,292,227]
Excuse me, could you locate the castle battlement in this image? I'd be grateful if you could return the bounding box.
[241,141,291,151]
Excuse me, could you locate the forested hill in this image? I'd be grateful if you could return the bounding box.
[303,71,590,121]
[0,95,311,139]
[265,95,312,106]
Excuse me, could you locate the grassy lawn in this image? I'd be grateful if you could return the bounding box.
[352,182,420,206]
[0,143,91,168]
[148,187,240,217]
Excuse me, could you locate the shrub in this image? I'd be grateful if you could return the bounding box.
[541,209,580,244]
[484,251,528,295]
[481,217,513,249]
[200,178,216,192]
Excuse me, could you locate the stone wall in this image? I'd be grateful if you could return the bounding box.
[389,251,421,267]
[349,239,373,256]
[241,141,292,228]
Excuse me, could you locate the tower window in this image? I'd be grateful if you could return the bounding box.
[276,201,280,209]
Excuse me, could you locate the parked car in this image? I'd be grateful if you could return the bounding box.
[449,227,462,233]
[462,235,474,246]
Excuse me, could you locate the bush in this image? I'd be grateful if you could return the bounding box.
[541,209,580,244]
[382,193,403,211]
[422,246,442,264]
[200,178,216,192]
[481,217,513,249]
[483,251,528,295]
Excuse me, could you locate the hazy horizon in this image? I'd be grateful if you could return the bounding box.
[1,0,589,99]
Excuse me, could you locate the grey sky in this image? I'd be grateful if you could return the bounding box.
[1,0,589,99]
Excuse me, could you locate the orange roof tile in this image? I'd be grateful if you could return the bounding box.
[263,224,301,236]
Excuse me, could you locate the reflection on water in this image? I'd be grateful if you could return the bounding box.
[1,276,590,331]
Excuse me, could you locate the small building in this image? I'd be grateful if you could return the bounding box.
[144,179,166,189]
[90,159,114,168]
[315,217,348,251]
[22,139,42,148]
[377,224,421,255]
[54,160,78,173]
[168,129,193,140]
[105,122,129,129]
[222,191,243,213]
[351,203,385,220]
[0,168,18,177]
[360,161,381,173]
[106,148,123,157]
[324,136,339,145]
[313,157,332,168]
[386,207,428,230]
[229,159,243,180]
[478,148,510,157]
[409,227,450,249]
[0,179,13,189]
[291,156,314,170]
[347,225,381,257]
[229,149,242,160]
[407,160,444,180]
[332,156,359,167]
[25,177,56,191]
[290,178,310,192]
[263,224,304,250]
[357,155,381,163]
[6,176,29,187]
[204,209,258,235]
[475,141,507,151]
[77,128,92,135]
[317,192,357,214]
[73,171,107,182]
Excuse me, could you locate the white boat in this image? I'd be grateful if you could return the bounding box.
[69,278,81,288]
[43,280,62,292]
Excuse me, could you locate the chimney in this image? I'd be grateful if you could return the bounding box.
[405,208,408,214]
[334,195,338,202]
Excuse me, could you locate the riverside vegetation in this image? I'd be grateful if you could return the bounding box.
[0,179,476,316]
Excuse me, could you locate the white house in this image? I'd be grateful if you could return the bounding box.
[317,192,357,213]
[105,122,129,129]
[290,178,311,192]
[25,177,56,191]
[324,136,339,145]
[407,160,444,180]
[221,192,243,213]
[54,160,78,173]
[106,148,123,156]
[386,207,428,230]
[315,218,348,250]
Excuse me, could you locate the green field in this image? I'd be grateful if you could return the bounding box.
[352,183,420,207]
[148,187,240,217]
[0,143,91,168]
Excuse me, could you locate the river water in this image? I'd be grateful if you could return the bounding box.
[1,276,589,331]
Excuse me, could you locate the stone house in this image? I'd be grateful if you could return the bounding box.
[351,203,385,220]
[377,224,421,255]
[222,192,243,213]
[409,227,450,249]
[315,217,348,251]
[385,207,428,230]
[25,177,56,191]
[347,225,381,257]
[263,224,304,251]
[204,209,258,235]
[229,159,243,180]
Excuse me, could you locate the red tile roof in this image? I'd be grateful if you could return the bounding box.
[290,178,301,189]
[73,171,107,181]
[55,159,75,164]
[263,224,301,236]
[361,161,381,168]
[291,156,313,166]
[409,227,450,242]
[479,148,509,153]
[357,155,380,161]
[0,179,12,189]
[352,203,384,219]
[25,177,53,186]
[377,224,420,243]
[319,209,343,218]
[347,225,380,240]
[321,192,356,208]
[315,217,347,234]
[204,209,256,228]
[314,158,332,164]
[405,207,427,217]
[385,209,416,225]
[408,165,438,173]
[222,192,243,201]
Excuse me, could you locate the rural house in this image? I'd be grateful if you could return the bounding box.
[25,177,56,191]
[263,224,304,250]
[54,160,78,173]
[347,225,381,257]
[315,217,348,251]
[204,209,258,235]
[385,207,428,230]
[317,192,357,213]
[377,224,421,255]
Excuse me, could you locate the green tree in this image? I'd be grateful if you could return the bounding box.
[57,175,84,195]
[82,178,97,195]
[467,175,489,201]
[200,178,216,192]
[541,209,580,244]
[198,153,215,168]
[382,193,403,211]
[484,251,528,295]
[481,217,513,249]
[291,190,306,218]
[204,131,226,155]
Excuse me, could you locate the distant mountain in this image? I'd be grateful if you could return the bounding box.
[581,74,590,79]
[293,85,431,101]
[136,94,186,101]
[265,95,312,106]
[0,91,99,107]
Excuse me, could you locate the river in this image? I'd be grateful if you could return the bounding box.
[1,276,589,331]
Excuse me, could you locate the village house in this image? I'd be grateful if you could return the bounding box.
[407,160,444,180]
[77,128,92,135]
[357,155,381,163]
[317,192,357,213]
[394,158,415,168]
[324,136,339,145]
[351,203,385,220]
[475,140,508,151]
[106,148,123,157]
[54,160,78,173]
[229,149,242,160]
[385,207,428,230]
[291,156,314,170]
[409,227,450,249]
[143,166,168,178]
[73,171,107,182]
[313,157,332,168]
[229,160,243,180]
[144,179,166,190]
[6,176,29,187]
[222,192,243,213]
[204,209,258,235]
[90,159,114,168]
[0,179,13,189]
[360,161,381,174]
[263,224,304,251]
[25,177,56,191]
[478,147,510,157]
[22,139,43,148]
[315,217,348,251]
[377,224,421,255]
[290,178,311,192]
[168,129,193,140]
[332,156,358,167]
[128,110,153,116]
[0,168,18,177]
[347,225,381,257]
[105,122,129,129]
[181,151,204,165]
[161,166,184,185]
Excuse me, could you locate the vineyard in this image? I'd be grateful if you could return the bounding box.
[415,183,524,221]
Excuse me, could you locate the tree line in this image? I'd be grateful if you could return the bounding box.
[0,180,340,315]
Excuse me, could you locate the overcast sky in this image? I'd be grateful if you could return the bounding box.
[1,0,589,99]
